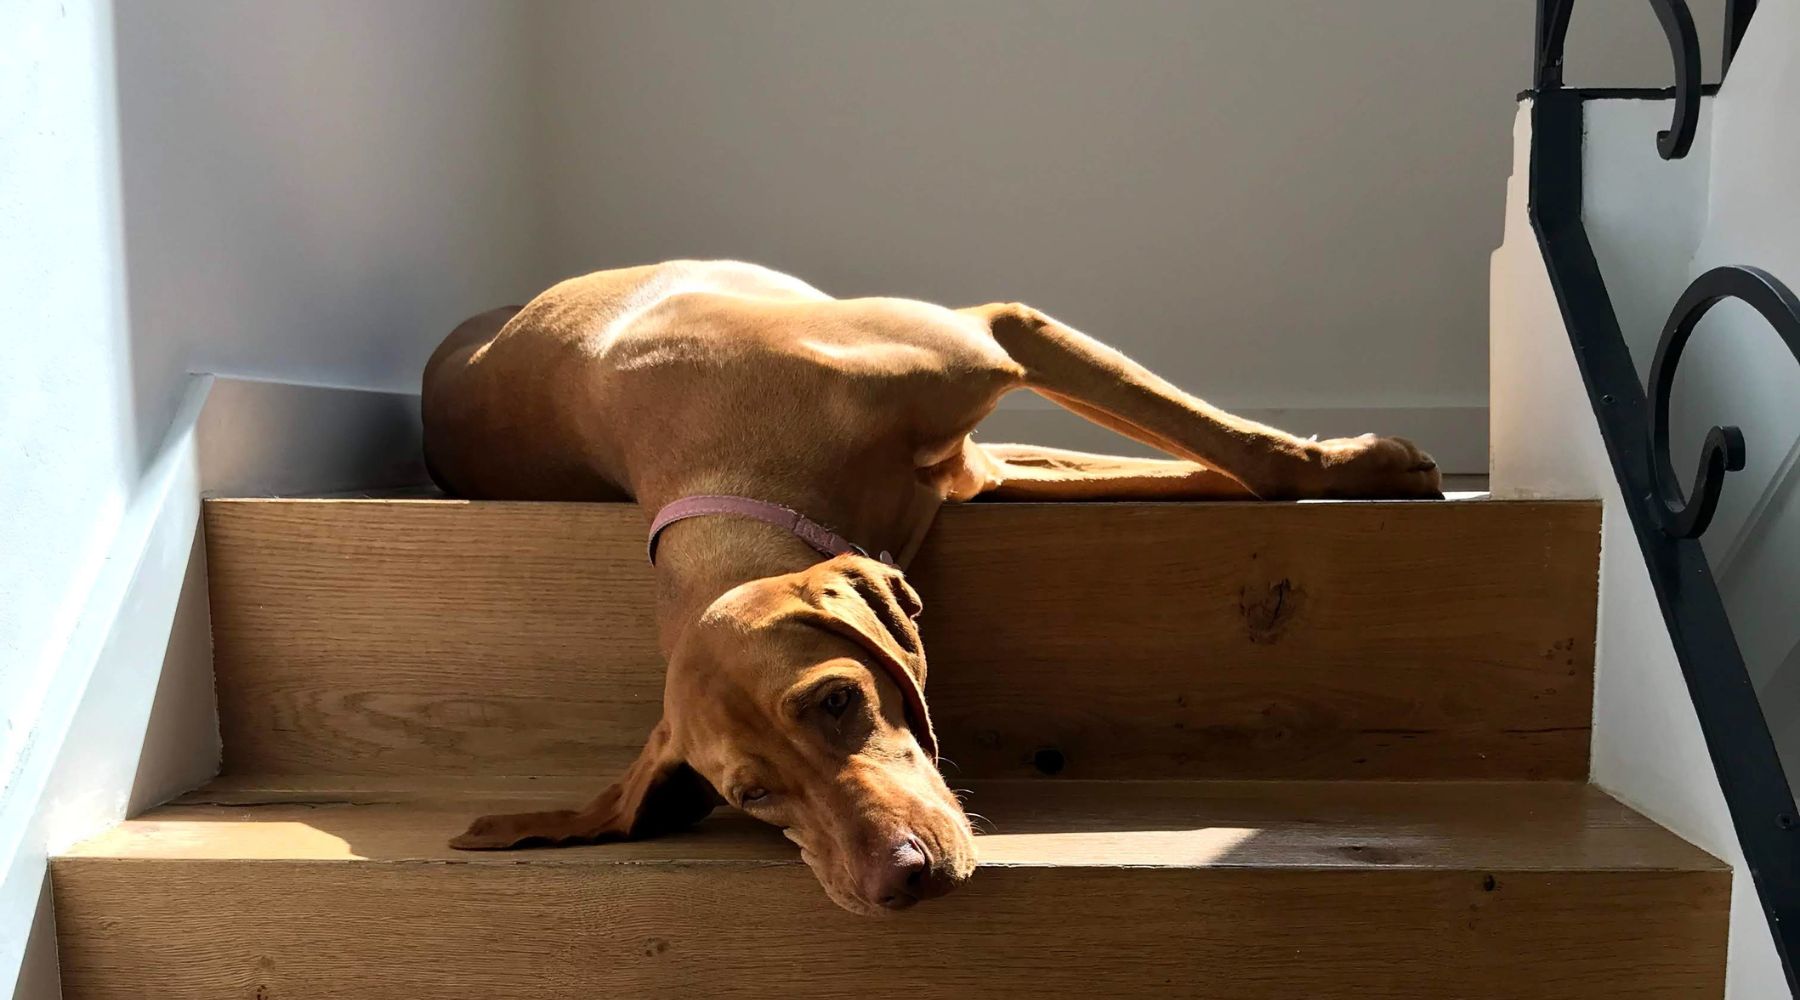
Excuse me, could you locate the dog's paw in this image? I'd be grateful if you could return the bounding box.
[449,813,525,850]
[1301,434,1443,499]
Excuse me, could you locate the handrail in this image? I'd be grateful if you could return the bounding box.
[1648,265,1800,539]
[1526,0,1800,989]
[1533,0,1575,88]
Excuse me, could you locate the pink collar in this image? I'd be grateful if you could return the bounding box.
[647,495,894,567]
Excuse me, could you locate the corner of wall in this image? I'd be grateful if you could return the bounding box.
[1490,100,1608,501]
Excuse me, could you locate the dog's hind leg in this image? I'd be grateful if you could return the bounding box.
[962,303,1440,500]
[973,443,1253,501]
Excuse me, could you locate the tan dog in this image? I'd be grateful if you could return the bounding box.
[424,260,1440,914]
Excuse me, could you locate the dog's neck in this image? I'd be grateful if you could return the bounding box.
[650,516,823,653]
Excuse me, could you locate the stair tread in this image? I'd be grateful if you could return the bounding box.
[58,494,1728,999]
[62,778,1722,873]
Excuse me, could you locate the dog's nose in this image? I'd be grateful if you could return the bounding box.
[867,835,952,910]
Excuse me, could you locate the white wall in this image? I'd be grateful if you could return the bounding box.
[2,3,552,994]
[1682,2,1800,781]
[1,0,132,822]
[110,0,549,453]
[0,2,130,991]
[5,0,552,754]
[1579,1,1800,794]
[531,0,1719,465]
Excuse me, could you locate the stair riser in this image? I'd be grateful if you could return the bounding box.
[52,860,1725,999]
[205,500,1600,780]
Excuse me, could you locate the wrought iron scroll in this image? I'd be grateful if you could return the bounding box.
[1533,0,1701,159]
[1648,265,1800,539]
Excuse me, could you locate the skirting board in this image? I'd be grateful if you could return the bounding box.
[2,377,211,999]
[3,374,434,997]
[975,401,1489,476]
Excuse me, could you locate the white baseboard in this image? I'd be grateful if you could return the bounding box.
[1,376,211,998]
[975,400,1489,475]
[2,374,436,997]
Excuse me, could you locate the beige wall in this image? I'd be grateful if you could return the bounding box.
[75,0,1731,465]
[532,0,1722,458]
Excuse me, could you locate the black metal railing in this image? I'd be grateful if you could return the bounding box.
[1528,0,1798,990]
[1533,0,1701,158]
[1725,0,1759,72]
[1649,266,1800,540]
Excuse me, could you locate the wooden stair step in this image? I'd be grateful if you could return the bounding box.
[53,779,1727,999]
[203,498,1601,781]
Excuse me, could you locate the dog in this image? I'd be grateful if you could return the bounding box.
[423,259,1440,915]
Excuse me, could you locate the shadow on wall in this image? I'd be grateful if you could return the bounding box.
[107,0,549,479]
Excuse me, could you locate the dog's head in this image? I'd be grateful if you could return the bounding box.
[452,554,974,915]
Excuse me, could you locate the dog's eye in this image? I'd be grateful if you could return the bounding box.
[821,686,857,718]
[739,787,769,806]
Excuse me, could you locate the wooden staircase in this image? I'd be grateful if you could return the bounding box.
[50,498,1730,997]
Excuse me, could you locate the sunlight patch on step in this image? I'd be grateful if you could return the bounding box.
[1296,490,1490,503]
[64,819,364,861]
[974,826,1261,867]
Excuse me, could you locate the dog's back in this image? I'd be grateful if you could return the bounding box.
[420,261,842,501]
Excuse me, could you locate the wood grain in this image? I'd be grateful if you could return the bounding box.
[64,778,1725,873]
[53,780,1726,1000]
[911,501,1600,780]
[53,866,1727,1000]
[205,498,1601,780]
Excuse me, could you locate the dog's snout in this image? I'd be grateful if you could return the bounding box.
[868,836,928,910]
[866,835,954,910]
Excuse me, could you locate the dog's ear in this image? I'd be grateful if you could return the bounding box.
[450,718,718,850]
[796,555,937,762]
